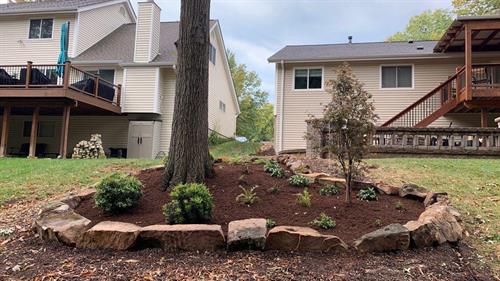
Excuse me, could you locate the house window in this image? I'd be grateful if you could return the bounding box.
[23,121,55,138]
[89,69,115,83]
[29,19,53,39]
[294,68,323,90]
[381,65,412,88]
[219,100,226,112]
[209,44,216,64]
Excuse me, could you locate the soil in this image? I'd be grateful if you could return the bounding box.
[76,163,424,243]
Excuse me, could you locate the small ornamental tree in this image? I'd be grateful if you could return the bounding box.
[318,63,377,204]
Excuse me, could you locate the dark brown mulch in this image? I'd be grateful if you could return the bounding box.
[76,163,424,243]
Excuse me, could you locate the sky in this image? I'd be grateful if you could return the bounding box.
[136,0,453,103]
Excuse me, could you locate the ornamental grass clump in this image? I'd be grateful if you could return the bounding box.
[94,173,143,214]
[236,186,259,205]
[297,188,312,207]
[163,183,213,224]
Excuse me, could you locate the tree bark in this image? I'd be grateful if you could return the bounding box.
[164,0,213,188]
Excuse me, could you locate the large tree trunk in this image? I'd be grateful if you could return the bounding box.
[164,0,213,188]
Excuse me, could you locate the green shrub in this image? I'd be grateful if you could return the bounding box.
[319,184,340,196]
[310,213,336,229]
[297,188,312,207]
[289,175,309,187]
[236,186,259,205]
[267,186,280,194]
[208,130,230,146]
[94,173,143,214]
[163,183,213,224]
[270,166,285,178]
[357,187,378,201]
[264,160,280,173]
[266,218,277,228]
[395,201,405,211]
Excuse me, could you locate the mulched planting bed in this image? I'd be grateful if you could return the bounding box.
[76,163,424,243]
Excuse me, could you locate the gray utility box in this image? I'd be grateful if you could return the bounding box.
[127,121,161,159]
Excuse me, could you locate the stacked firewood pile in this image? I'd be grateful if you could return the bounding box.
[72,134,106,159]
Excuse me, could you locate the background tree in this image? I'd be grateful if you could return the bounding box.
[227,51,274,141]
[386,9,453,41]
[318,63,377,204]
[387,0,500,42]
[164,0,212,188]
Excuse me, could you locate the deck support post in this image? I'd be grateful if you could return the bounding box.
[28,106,40,158]
[481,108,489,127]
[0,106,11,157]
[59,105,71,158]
[465,25,473,101]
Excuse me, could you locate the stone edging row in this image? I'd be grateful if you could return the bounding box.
[32,164,466,253]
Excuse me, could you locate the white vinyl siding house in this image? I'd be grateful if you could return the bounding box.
[122,67,160,113]
[272,54,500,153]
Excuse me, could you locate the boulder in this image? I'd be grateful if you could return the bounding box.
[77,221,141,250]
[353,180,376,190]
[296,173,329,184]
[423,192,449,207]
[289,161,311,174]
[416,204,463,243]
[399,183,428,201]
[265,226,348,253]
[227,218,267,250]
[138,224,225,251]
[60,195,81,209]
[354,224,410,253]
[317,176,346,188]
[375,182,400,195]
[404,220,445,247]
[33,204,91,246]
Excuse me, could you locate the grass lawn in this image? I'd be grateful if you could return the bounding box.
[210,140,260,159]
[367,157,500,271]
[0,158,160,206]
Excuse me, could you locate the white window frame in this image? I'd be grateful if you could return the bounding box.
[27,18,55,40]
[219,100,226,113]
[379,64,414,90]
[293,67,324,91]
[209,44,216,65]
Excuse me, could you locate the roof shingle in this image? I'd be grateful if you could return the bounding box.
[0,0,115,15]
[268,41,440,62]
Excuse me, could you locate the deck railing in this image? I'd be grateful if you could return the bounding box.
[306,119,500,157]
[0,61,121,106]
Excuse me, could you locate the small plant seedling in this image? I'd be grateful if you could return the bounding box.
[236,186,259,205]
[264,160,280,173]
[267,186,280,194]
[374,219,383,227]
[270,167,285,178]
[266,218,277,228]
[319,184,340,196]
[310,213,336,229]
[297,188,312,207]
[357,187,378,201]
[0,228,14,236]
[395,201,405,211]
[289,175,309,187]
[242,164,250,175]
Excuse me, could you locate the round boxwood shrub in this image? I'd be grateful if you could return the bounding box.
[94,173,143,213]
[163,183,214,224]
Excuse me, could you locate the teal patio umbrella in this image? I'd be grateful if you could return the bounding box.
[57,21,70,77]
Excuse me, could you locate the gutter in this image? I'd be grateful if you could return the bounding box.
[119,62,175,67]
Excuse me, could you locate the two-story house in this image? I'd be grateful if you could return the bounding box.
[0,0,239,159]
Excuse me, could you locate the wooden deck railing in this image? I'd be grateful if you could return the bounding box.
[0,61,121,106]
[306,119,500,157]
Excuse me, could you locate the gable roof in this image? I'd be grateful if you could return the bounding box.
[0,0,118,15]
[72,21,217,64]
[268,40,441,62]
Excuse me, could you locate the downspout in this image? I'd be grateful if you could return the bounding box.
[280,60,285,153]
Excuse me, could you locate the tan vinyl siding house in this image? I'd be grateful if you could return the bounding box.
[270,40,500,153]
[0,0,238,159]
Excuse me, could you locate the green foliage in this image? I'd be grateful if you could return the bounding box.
[208,130,230,146]
[266,218,277,228]
[395,201,405,211]
[387,9,453,41]
[236,186,259,205]
[267,186,280,194]
[289,175,310,187]
[297,188,312,207]
[453,0,500,16]
[264,160,285,178]
[210,140,260,160]
[374,219,383,227]
[357,187,378,201]
[310,213,336,230]
[163,183,213,224]
[228,50,274,141]
[311,63,376,204]
[94,173,143,213]
[162,156,168,166]
[319,184,340,196]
